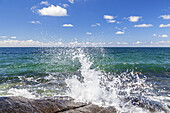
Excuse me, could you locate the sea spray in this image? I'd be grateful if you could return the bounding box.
[0,47,169,112]
[7,88,36,99]
[66,48,106,105]
[65,48,167,113]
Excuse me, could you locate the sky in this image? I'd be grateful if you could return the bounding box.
[0,0,170,47]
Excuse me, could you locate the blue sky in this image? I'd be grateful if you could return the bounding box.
[0,0,170,47]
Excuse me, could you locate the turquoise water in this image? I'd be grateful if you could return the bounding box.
[1,47,169,74]
[0,47,169,112]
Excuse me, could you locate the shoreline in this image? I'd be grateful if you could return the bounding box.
[0,96,167,113]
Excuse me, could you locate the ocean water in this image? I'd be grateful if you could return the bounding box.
[0,47,169,112]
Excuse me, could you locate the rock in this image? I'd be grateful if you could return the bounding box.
[0,96,166,113]
[0,96,117,113]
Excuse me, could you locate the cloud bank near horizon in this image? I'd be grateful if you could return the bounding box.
[0,39,169,47]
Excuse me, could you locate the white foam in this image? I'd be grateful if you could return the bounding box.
[65,48,168,113]
[7,88,36,99]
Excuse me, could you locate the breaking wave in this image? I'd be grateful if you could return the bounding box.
[66,48,169,113]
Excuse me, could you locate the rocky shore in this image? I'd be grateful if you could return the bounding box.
[0,96,167,113]
[0,96,116,113]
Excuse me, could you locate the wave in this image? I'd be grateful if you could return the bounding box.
[65,48,169,113]
[0,47,169,112]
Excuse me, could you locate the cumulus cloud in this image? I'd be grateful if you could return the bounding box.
[30,21,41,24]
[62,24,74,27]
[30,6,37,13]
[116,41,170,47]
[38,5,67,16]
[133,41,142,44]
[104,15,116,23]
[91,23,101,27]
[116,42,128,45]
[63,4,69,8]
[159,15,170,19]
[104,15,114,20]
[107,20,116,23]
[153,34,156,37]
[68,0,74,4]
[159,24,170,28]
[128,16,142,22]
[155,41,170,44]
[40,1,49,6]
[0,36,7,38]
[134,24,153,27]
[103,15,116,23]
[159,34,168,38]
[11,36,16,39]
[1,39,170,47]
[0,39,106,47]
[0,36,16,39]
[86,32,92,35]
[148,41,170,47]
[0,39,63,47]
[115,31,125,35]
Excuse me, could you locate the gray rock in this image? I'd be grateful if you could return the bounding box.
[0,96,167,113]
[0,96,116,113]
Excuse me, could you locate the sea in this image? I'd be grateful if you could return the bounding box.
[0,47,169,112]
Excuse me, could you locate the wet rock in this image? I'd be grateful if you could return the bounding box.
[0,96,166,113]
[0,96,117,113]
[125,97,167,113]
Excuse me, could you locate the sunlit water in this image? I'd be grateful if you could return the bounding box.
[0,47,169,112]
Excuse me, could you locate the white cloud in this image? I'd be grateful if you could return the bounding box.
[86,32,92,35]
[108,42,113,44]
[104,15,114,20]
[115,31,125,35]
[107,20,116,23]
[148,41,170,47]
[155,41,170,44]
[91,23,101,27]
[1,39,170,47]
[91,25,97,27]
[62,24,74,27]
[30,6,37,13]
[159,24,170,28]
[153,34,156,37]
[159,15,170,19]
[40,1,49,6]
[38,5,67,16]
[0,39,106,47]
[115,27,121,30]
[0,39,63,47]
[117,42,128,45]
[0,36,16,39]
[0,36,7,38]
[11,36,16,39]
[63,4,69,8]
[103,15,117,24]
[96,23,101,26]
[30,21,41,24]
[68,0,74,4]
[134,24,153,28]
[159,34,168,38]
[134,41,142,44]
[123,27,127,29]
[128,16,142,22]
